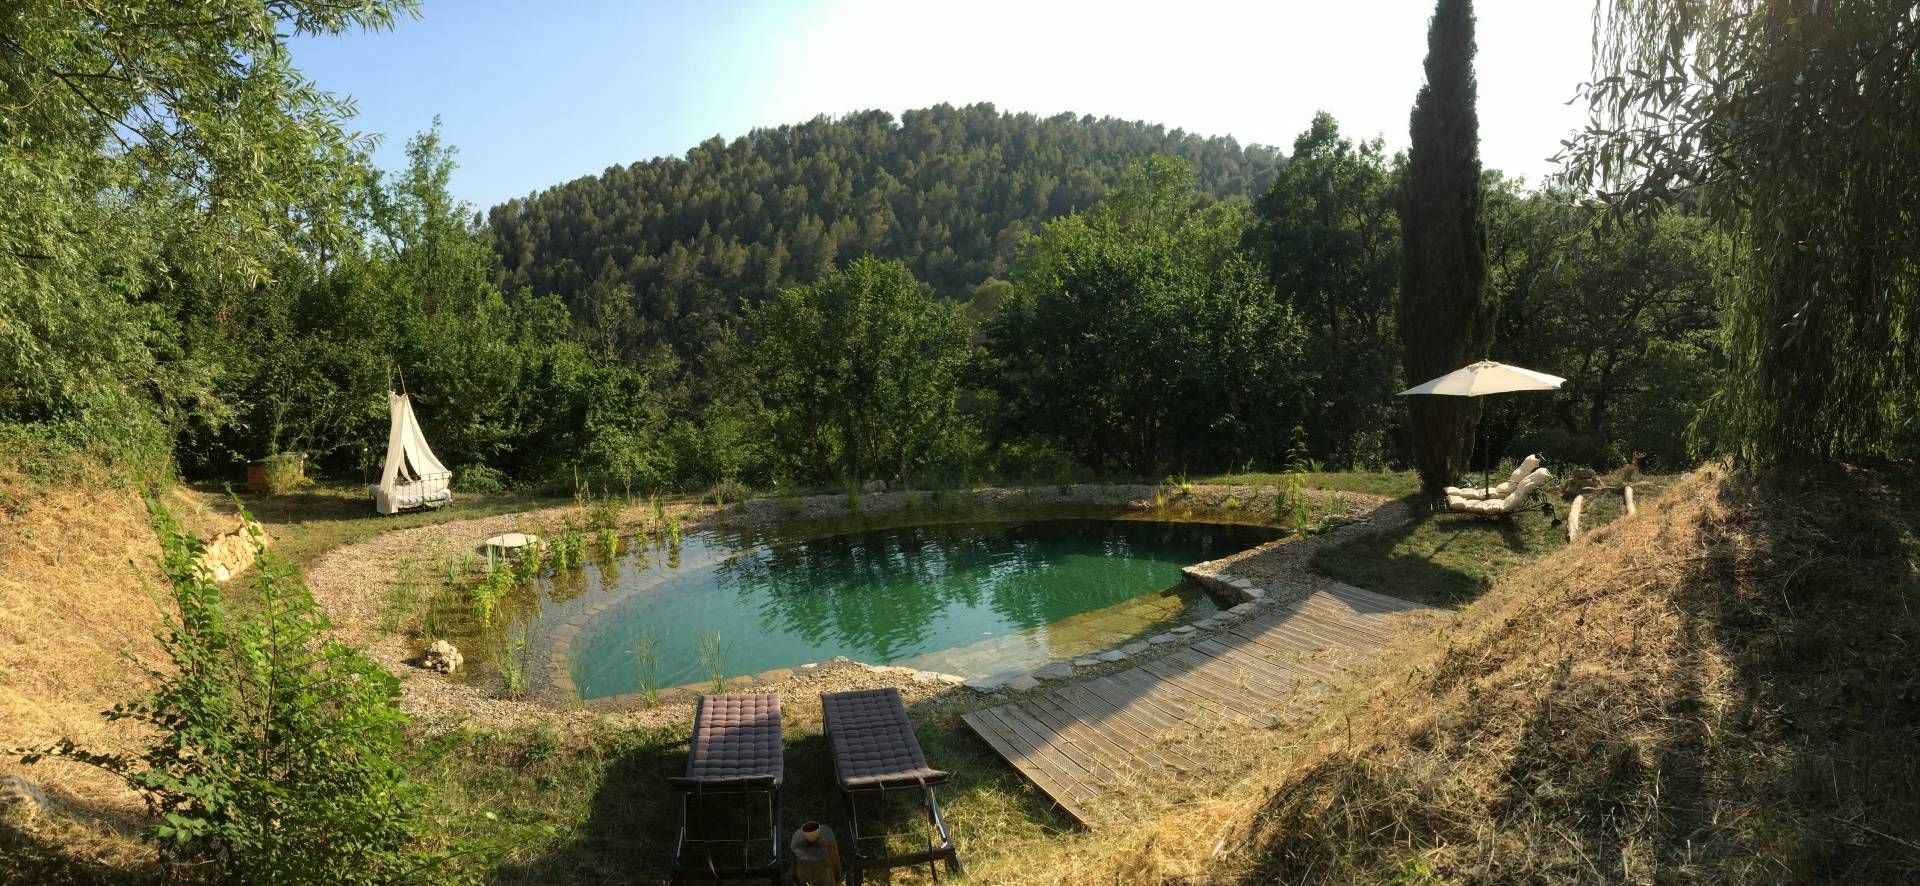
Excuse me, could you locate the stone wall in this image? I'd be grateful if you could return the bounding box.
[194,519,268,583]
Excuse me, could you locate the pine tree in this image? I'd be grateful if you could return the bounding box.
[1398,0,1495,494]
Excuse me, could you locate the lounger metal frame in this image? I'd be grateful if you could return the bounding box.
[821,689,961,885]
[669,694,784,885]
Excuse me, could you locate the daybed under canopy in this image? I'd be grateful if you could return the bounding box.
[370,391,452,515]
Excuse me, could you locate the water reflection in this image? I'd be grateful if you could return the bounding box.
[565,519,1279,699]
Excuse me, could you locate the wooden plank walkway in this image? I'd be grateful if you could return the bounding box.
[962,582,1439,825]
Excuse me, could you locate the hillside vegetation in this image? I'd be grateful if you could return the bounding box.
[487,103,1279,360]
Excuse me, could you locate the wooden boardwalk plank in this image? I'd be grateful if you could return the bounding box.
[960,580,1435,828]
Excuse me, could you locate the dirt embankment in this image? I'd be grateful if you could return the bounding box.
[0,476,240,868]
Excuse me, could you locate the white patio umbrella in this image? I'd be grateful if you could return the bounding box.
[1399,360,1566,490]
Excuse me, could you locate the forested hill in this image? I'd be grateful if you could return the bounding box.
[485,103,1282,362]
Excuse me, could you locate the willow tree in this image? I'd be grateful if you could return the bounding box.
[1398,0,1495,493]
[1563,1,1920,462]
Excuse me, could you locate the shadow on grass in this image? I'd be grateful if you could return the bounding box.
[1311,498,1561,608]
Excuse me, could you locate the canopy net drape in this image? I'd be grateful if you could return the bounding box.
[371,392,453,514]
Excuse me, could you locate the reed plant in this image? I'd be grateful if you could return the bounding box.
[632,627,662,706]
[696,631,727,693]
[495,623,531,699]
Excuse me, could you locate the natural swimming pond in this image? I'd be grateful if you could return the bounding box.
[562,519,1282,700]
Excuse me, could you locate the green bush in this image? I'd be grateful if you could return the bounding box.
[455,463,509,495]
[19,500,438,881]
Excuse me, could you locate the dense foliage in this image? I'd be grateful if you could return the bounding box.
[486,103,1282,371]
[23,504,434,881]
[1247,114,1402,467]
[1,0,1742,500]
[745,257,973,486]
[986,157,1304,474]
[0,0,416,476]
[1565,0,1920,463]
[1398,0,1496,493]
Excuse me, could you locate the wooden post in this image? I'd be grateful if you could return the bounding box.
[1567,494,1586,543]
[1623,485,1636,516]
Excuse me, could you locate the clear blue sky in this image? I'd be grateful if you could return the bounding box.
[289,0,1596,211]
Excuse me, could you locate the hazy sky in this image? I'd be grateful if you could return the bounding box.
[289,0,1598,211]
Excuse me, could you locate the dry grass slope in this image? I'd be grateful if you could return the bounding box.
[1178,462,1920,883]
[0,474,233,878]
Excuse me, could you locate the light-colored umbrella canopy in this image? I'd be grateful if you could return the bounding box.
[1399,360,1566,397]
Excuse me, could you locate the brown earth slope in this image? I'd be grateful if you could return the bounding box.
[0,475,233,875]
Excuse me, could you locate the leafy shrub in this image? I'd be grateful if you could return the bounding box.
[261,453,311,495]
[455,463,509,494]
[19,501,436,881]
[1508,428,1623,472]
[706,478,750,509]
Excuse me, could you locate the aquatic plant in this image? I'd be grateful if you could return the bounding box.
[469,567,515,627]
[663,512,682,546]
[495,623,530,699]
[696,631,727,693]
[597,526,620,560]
[550,516,587,570]
[632,627,661,706]
[843,478,861,513]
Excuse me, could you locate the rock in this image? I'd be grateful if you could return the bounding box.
[1196,618,1224,629]
[421,640,462,674]
[1171,625,1198,635]
[861,479,886,494]
[965,676,1007,693]
[1004,674,1042,692]
[1072,658,1101,669]
[1097,649,1129,663]
[1033,662,1074,681]
[0,776,48,820]
[1147,633,1180,645]
[1229,578,1255,590]
[1229,603,1259,615]
[1121,642,1151,655]
[1243,587,1267,600]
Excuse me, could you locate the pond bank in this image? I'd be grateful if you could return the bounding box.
[301,483,1409,734]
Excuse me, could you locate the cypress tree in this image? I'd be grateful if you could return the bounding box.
[1398,0,1495,494]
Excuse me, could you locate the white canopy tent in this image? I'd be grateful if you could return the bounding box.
[370,391,453,515]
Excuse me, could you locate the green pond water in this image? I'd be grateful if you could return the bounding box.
[565,519,1281,700]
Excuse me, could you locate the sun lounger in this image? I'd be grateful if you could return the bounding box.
[670,693,784,885]
[1446,466,1555,517]
[1445,454,1540,500]
[821,688,960,884]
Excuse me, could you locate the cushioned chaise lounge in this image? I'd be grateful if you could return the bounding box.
[670,693,784,885]
[821,688,960,884]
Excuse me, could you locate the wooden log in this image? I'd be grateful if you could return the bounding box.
[1567,494,1586,543]
[1623,485,1636,516]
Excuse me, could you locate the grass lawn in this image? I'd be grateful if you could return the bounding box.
[423,703,1070,883]
[1201,469,1422,499]
[194,481,567,569]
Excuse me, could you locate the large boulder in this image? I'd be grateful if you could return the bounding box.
[421,640,463,674]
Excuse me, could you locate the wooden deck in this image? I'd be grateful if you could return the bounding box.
[962,582,1439,825]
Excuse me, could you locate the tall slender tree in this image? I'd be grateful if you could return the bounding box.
[1398,0,1495,494]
